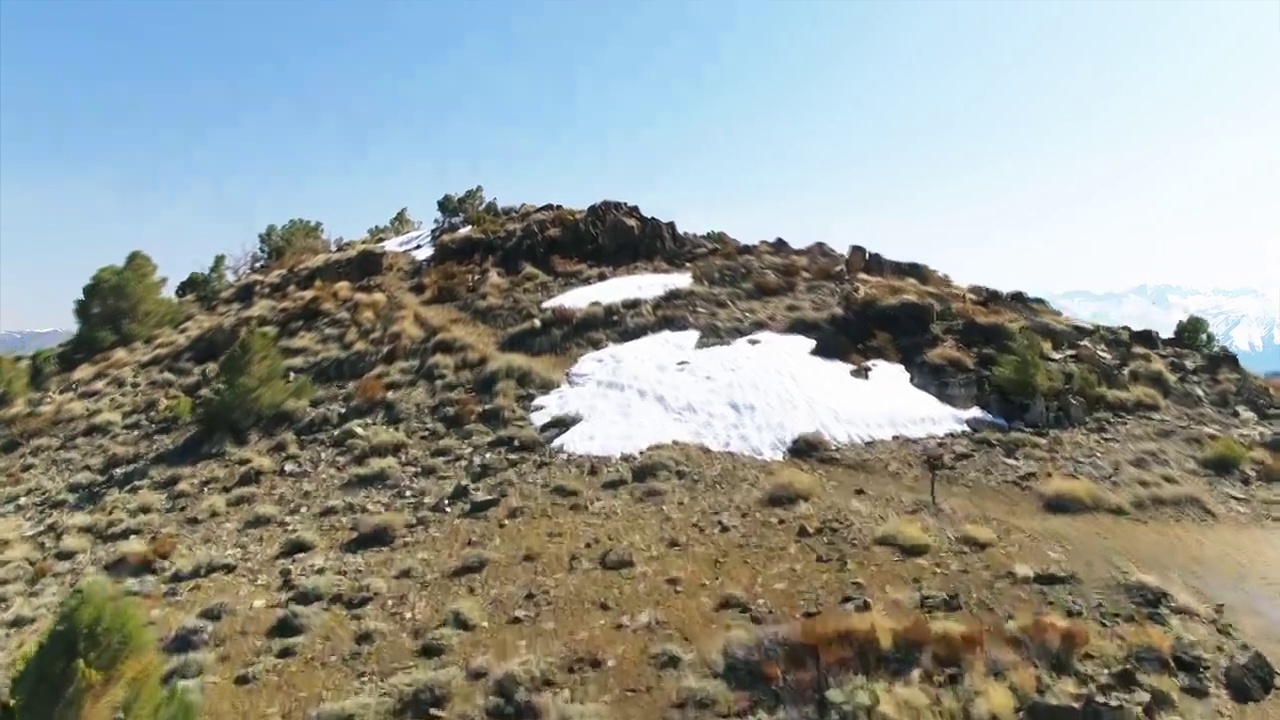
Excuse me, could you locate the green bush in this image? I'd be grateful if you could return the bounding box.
[197,329,312,440]
[9,577,200,720]
[1173,314,1217,352]
[991,329,1061,402]
[256,218,330,267]
[174,254,228,308]
[1199,437,1248,475]
[1067,366,1102,404]
[28,348,61,391]
[435,185,500,233]
[63,251,180,366]
[0,355,28,408]
[366,207,422,242]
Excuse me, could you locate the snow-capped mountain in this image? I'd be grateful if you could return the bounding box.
[0,329,72,356]
[1042,285,1279,374]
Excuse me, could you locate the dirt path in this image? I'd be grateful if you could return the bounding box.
[1025,519,1280,652]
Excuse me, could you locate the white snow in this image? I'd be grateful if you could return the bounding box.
[541,272,694,310]
[529,330,995,460]
[380,229,435,260]
[378,225,473,261]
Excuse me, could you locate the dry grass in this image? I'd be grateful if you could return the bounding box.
[761,466,821,507]
[873,518,934,556]
[1200,437,1249,475]
[1127,485,1215,516]
[956,524,998,550]
[1036,477,1130,515]
[924,344,976,370]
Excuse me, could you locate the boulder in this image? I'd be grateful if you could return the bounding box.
[1224,648,1277,703]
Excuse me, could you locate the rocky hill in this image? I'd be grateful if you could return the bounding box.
[0,197,1277,720]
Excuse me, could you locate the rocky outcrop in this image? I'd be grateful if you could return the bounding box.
[845,245,944,286]
[432,201,715,271]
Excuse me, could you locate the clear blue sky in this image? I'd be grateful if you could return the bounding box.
[1,0,1277,329]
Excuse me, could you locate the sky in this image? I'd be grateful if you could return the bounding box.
[1,0,1277,330]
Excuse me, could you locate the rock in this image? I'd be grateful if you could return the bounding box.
[967,415,1009,433]
[1063,395,1088,426]
[1032,568,1078,586]
[599,546,635,571]
[449,551,493,578]
[1234,406,1259,424]
[265,609,310,640]
[917,590,963,613]
[1262,432,1280,453]
[1179,674,1212,699]
[1224,648,1277,703]
[196,601,232,623]
[466,495,503,515]
[1010,564,1036,584]
[1024,397,1049,428]
[163,620,213,655]
[1128,646,1171,674]
[417,630,454,659]
[1170,638,1209,674]
[1130,329,1162,350]
[1023,697,1140,720]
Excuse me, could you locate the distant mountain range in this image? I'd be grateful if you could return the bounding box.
[1042,285,1278,374]
[0,329,72,356]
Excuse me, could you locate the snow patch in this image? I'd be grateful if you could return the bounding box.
[379,225,473,261]
[530,330,995,460]
[541,272,694,310]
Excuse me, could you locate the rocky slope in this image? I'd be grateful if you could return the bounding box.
[0,200,1277,720]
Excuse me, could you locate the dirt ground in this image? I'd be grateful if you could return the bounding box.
[1024,516,1280,720]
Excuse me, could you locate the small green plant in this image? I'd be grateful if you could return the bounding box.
[0,355,29,407]
[991,329,1061,402]
[1173,315,1217,352]
[9,577,200,719]
[169,395,195,424]
[1199,437,1248,475]
[197,329,312,440]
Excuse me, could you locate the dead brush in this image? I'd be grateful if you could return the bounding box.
[735,610,990,708]
[422,263,473,302]
[381,305,426,360]
[1011,612,1089,673]
[351,376,388,405]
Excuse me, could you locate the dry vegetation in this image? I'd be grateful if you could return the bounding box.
[0,200,1277,719]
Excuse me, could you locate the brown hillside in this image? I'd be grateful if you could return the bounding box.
[1,198,1277,719]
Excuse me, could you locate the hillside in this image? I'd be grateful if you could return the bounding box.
[0,197,1277,720]
[1043,287,1279,375]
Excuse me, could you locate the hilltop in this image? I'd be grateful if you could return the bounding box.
[0,191,1277,720]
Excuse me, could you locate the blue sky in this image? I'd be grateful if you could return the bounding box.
[1,0,1276,329]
